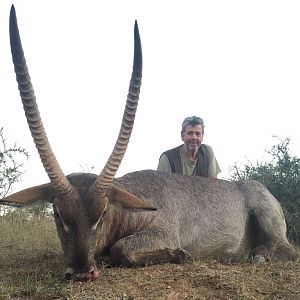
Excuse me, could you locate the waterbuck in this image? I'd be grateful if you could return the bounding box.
[1,6,298,282]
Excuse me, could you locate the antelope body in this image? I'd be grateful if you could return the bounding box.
[1,6,298,282]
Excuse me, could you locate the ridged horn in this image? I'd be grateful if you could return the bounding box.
[9,5,73,197]
[91,21,142,197]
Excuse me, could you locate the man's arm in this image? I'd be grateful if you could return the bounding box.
[157,154,172,173]
[206,145,221,178]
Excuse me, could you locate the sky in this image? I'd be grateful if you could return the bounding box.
[0,1,300,193]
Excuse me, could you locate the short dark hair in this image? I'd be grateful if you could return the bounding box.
[181,116,204,135]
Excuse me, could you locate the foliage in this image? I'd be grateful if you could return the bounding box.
[0,127,53,217]
[230,137,300,244]
[0,127,29,199]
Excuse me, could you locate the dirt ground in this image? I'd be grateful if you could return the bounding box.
[73,259,300,300]
[2,250,299,300]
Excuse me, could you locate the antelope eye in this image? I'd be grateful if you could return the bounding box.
[53,207,59,217]
[53,206,71,232]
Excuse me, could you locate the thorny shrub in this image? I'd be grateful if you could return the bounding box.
[0,127,28,201]
[230,137,300,244]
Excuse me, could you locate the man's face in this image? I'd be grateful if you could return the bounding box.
[181,124,204,152]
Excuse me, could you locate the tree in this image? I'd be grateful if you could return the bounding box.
[230,137,300,244]
[0,127,29,213]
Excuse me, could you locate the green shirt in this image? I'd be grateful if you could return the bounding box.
[157,144,221,177]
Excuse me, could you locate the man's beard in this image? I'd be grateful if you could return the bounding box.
[187,142,199,157]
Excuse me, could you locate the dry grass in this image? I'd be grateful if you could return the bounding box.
[0,214,299,300]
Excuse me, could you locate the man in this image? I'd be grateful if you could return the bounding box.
[157,116,221,177]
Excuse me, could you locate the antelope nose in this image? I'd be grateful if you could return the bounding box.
[64,267,74,280]
[65,272,72,280]
[75,267,100,282]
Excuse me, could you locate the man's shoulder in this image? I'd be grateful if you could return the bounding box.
[159,145,183,173]
[162,145,182,157]
[201,143,214,152]
[200,144,216,160]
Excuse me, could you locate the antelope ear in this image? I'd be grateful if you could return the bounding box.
[107,184,157,211]
[0,183,54,207]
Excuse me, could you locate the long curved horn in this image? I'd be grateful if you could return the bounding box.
[90,21,142,197]
[9,5,73,197]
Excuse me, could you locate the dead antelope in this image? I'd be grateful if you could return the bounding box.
[1,5,298,282]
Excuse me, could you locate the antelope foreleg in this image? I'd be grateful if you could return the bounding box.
[109,230,191,266]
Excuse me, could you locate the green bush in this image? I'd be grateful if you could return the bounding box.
[230,137,300,244]
[0,127,29,214]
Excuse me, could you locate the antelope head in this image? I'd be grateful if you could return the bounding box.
[2,5,156,281]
